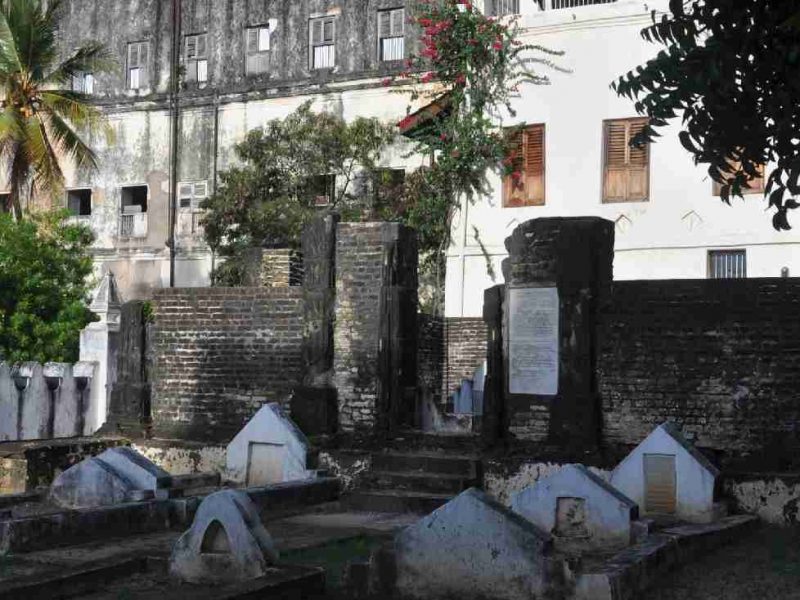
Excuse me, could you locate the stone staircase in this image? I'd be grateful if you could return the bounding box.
[345,450,483,514]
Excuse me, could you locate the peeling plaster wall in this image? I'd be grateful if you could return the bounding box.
[484,460,612,506]
[133,441,226,475]
[53,0,424,300]
[724,475,800,526]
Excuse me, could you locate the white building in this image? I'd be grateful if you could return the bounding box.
[446,0,800,318]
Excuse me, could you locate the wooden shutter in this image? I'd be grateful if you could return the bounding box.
[186,36,197,59]
[391,8,405,36]
[603,118,649,202]
[311,19,324,45]
[246,28,259,54]
[378,10,391,38]
[503,124,545,207]
[712,159,765,196]
[323,18,335,43]
[139,42,149,87]
[196,34,207,58]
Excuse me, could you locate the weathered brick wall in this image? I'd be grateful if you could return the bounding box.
[151,288,304,442]
[242,248,303,287]
[333,224,386,432]
[598,278,800,461]
[443,318,488,401]
[418,314,444,404]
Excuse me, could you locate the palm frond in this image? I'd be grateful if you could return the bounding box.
[43,110,97,172]
[44,41,114,87]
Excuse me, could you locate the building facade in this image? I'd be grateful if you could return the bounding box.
[445,0,800,317]
[51,0,800,307]
[54,0,421,300]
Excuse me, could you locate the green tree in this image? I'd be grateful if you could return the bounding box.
[613,0,800,230]
[202,102,396,285]
[0,0,110,218]
[0,210,96,363]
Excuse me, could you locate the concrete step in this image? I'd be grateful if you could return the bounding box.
[344,490,452,514]
[371,452,481,479]
[368,471,477,495]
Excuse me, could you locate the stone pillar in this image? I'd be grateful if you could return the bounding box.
[500,217,614,449]
[481,285,505,446]
[332,222,418,436]
[101,301,151,438]
[291,213,340,435]
[79,271,122,435]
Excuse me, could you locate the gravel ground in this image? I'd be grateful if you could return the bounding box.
[649,525,800,600]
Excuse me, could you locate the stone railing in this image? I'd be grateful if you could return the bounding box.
[0,361,98,441]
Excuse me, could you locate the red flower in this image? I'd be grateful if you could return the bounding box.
[381,77,393,87]
[493,41,503,51]
[455,73,466,85]
[421,72,436,83]
[440,133,448,141]
[511,171,522,180]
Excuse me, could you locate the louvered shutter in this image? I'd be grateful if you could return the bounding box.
[391,8,405,35]
[712,159,765,196]
[247,28,259,54]
[323,19,335,43]
[379,10,391,38]
[197,34,207,58]
[311,19,324,45]
[603,118,649,202]
[186,36,197,60]
[503,124,545,207]
[139,42,149,87]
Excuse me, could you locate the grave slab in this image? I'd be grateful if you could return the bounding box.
[170,489,279,584]
[510,464,638,551]
[394,487,555,600]
[226,403,310,486]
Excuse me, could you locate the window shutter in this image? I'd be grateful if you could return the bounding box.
[128,43,139,68]
[712,159,765,196]
[197,34,207,58]
[603,118,649,202]
[247,28,259,54]
[186,36,197,60]
[311,19,323,45]
[139,42,149,85]
[323,18,335,43]
[503,124,545,207]
[378,10,391,38]
[392,9,405,36]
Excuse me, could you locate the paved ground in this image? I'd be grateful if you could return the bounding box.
[650,525,800,600]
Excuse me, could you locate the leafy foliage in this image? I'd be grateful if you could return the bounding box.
[389,0,560,311]
[201,102,396,285]
[0,211,96,363]
[613,0,800,230]
[0,0,111,218]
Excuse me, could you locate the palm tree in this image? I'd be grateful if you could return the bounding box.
[0,0,110,219]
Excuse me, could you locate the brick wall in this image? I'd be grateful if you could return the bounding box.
[151,288,304,442]
[598,278,800,462]
[443,318,488,401]
[418,314,444,404]
[333,224,386,432]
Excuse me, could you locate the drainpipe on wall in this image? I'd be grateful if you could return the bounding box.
[167,0,182,287]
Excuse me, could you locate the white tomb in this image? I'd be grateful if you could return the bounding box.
[610,422,719,523]
[170,489,279,584]
[395,488,554,600]
[510,464,638,551]
[50,446,171,508]
[226,403,310,486]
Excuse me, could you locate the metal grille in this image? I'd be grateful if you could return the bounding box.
[643,454,676,514]
[709,250,747,279]
[381,37,404,61]
[494,0,520,16]
[551,0,617,8]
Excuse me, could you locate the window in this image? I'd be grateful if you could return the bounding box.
[603,118,649,203]
[127,41,149,90]
[491,0,520,16]
[245,26,270,75]
[120,185,148,237]
[378,8,405,61]
[71,72,94,94]
[67,189,92,216]
[0,193,9,213]
[503,124,545,207]
[179,181,208,210]
[712,159,765,196]
[310,17,336,70]
[708,250,747,279]
[185,33,208,83]
[308,174,336,206]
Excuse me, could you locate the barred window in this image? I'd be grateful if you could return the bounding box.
[708,250,747,279]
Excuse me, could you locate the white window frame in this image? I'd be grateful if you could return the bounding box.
[71,72,95,94]
[185,33,209,84]
[178,181,209,211]
[245,25,270,75]
[378,8,405,62]
[310,16,336,70]
[127,41,150,90]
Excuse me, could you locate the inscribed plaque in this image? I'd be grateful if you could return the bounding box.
[508,287,559,395]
